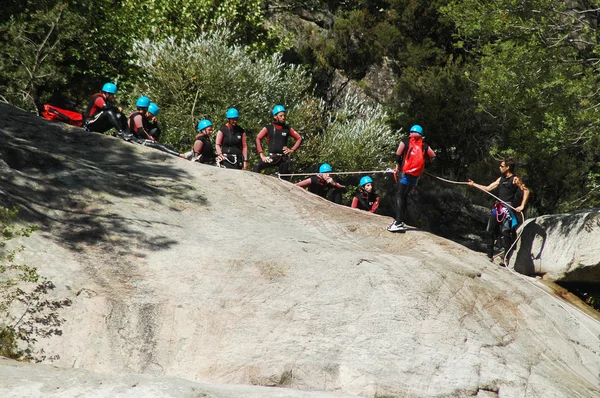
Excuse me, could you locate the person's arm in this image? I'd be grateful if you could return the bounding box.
[295,178,312,188]
[133,115,154,140]
[351,197,359,208]
[241,133,248,170]
[284,128,302,154]
[513,176,530,212]
[193,140,204,156]
[215,131,224,161]
[370,197,380,213]
[256,128,268,162]
[394,141,406,173]
[426,147,436,161]
[468,177,500,192]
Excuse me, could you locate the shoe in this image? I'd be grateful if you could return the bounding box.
[387,221,406,232]
[117,131,133,141]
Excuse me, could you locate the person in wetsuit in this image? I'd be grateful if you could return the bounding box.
[216,108,248,170]
[387,124,436,233]
[146,102,162,141]
[468,158,530,263]
[253,105,302,178]
[128,96,153,141]
[351,176,380,213]
[84,82,128,136]
[296,163,345,204]
[184,119,216,164]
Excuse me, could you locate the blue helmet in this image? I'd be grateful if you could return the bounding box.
[148,103,159,116]
[197,119,212,131]
[226,108,239,119]
[410,125,423,134]
[136,96,151,108]
[102,82,117,94]
[319,163,333,173]
[272,105,286,116]
[360,176,373,187]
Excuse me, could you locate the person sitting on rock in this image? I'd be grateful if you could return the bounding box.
[296,163,345,204]
[128,96,154,141]
[83,82,129,137]
[184,119,216,164]
[253,105,302,179]
[146,102,162,141]
[351,176,380,213]
[216,108,248,170]
[468,158,530,264]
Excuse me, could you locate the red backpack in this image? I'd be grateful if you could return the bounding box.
[402,135,427,177]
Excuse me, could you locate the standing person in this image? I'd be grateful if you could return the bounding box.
[296,163,345,203]
[184,119,216,164]
[128,96,153,141]
[253,105,302,178]
[216,108,248,170]
[351,176,380,213]
[468,158,530,263]
[387,124,436,232]
[84,82,129,136]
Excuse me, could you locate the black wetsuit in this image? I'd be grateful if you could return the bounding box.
[353,190,379,212]
[219,124,245,169]
[487,175,521,259]
[195,136,216,165]
[308,176,344,204]
[84,94,127,134]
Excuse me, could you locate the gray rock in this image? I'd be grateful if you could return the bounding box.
[1,103,600,397]
[510,210,600,282]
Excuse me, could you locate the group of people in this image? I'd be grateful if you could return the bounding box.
[83,82,529,263]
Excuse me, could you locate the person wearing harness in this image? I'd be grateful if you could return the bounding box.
[128,96,154,141]
[351,176,380,213]
[295,163,346,203]
[253,105,302,179]
[184,119,216,164]
[387,124,436,232]
[216,108,248,170]
[84,82,129,136]
[468,158,530,263]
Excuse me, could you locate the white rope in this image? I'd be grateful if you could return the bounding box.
[277,168,395,179]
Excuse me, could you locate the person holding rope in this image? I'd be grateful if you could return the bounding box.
[83,82,129,137]
[253,105,302,179]
[296,163,346,203]
[468,158,530,264]
[351,176,380,213]
[387,125,436,232]
[216,108,248,170]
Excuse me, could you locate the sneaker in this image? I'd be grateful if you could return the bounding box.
[117,131,133,141]
[387,221,406,232]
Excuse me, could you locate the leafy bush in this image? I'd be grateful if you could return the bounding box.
[131,26,313,152]
[0,206,70,362]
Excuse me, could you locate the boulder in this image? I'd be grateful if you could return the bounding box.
[1,103,600,397]
[510,210,600,282]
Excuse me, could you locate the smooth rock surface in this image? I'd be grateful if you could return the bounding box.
[510,210,600,282]
[1,103,600,397]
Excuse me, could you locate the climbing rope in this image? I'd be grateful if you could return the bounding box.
[277,168,395,179]
[425,171,600,342]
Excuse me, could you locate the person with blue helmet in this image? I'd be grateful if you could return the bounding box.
[253,105,303,179]
[145,102,162,141]
[351,176,380,213]
[128,96,155,141]
[83,82,129,136]
[215,108,248,170]
[183,119,216,164]
[388,124,436,232]
[296,163,345,203]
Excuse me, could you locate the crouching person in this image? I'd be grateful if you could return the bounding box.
[351,176,380,213]
[84,82,128,136]
[296,163,345,204]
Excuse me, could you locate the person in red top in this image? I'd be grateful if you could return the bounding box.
[351,176,380,213]
[127,96,154,141]
[296,163,345,204]
[216,108,248,170]
[387,124,436,232]
[253,105,302,179]
[83,82,128,137]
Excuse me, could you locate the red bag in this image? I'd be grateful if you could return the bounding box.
[402,135,426,177]
[42,104,83,127]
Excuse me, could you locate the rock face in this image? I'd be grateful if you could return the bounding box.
[510,210,600,282]
[1,103,600,397]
